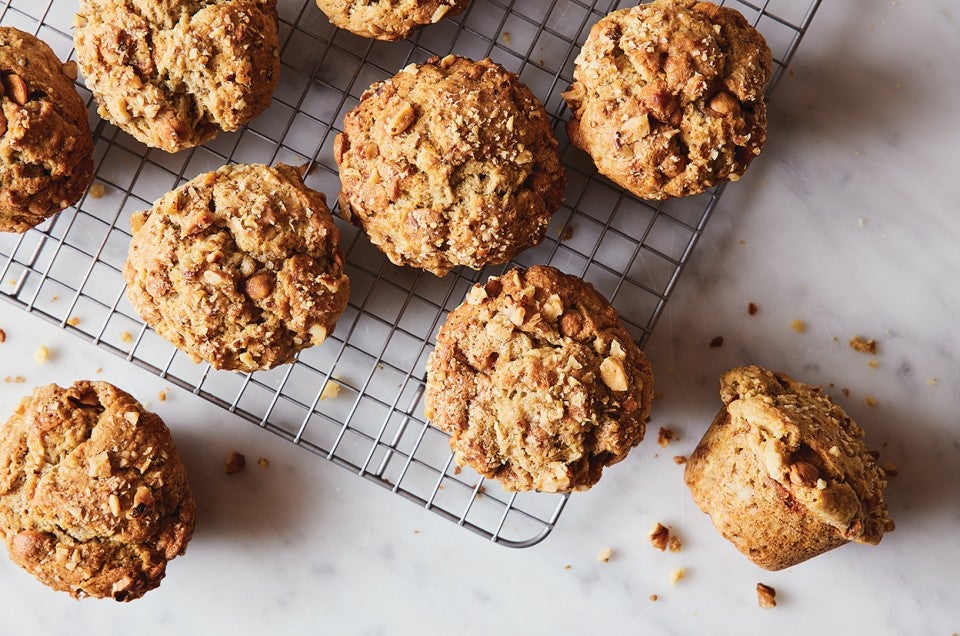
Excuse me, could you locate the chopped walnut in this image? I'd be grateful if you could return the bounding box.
[880,461,898,477]
[89,183,107,199]
[668,536,682,552]
[33,346,49,363]
[756,582,777,608]
[388,102,416,135]
[3,73,29,105]
[67,316,81,327]
[257,457,270,469]
[672,455,687,465]
[709,336,724,348]
[224,451,246,474]
[849,336,877,354]
[669,568,686,585]
[648,523,669,551]
[788,461,819,486]
[597,547,613,563]
[657,427,676,448]
[600,356,629,391]
[320,380,341,400]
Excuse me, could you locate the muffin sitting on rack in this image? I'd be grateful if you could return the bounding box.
[74,0,280,153]
[0,27,94,233]
[335,55,566,276]
[562,0,772,199]
[315,0,470,41]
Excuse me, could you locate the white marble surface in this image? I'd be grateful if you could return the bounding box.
[1,0,959,634]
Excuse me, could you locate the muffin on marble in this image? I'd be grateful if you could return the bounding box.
[0,381,196,601]
[562,0,772,199]
[0,27,94,233]
[316,0,470,41]
[684,366,895,570]
[335,55,566,276]
[124,163,350,372]
[74,0,280,153]
[425,266,654,492]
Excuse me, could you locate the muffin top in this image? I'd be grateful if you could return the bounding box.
[0,381,196,601]
[315,0,469,41]
[74,0,279,152]
[563,0,772,199]
[124,163,350,372]
[0,27,94,232]
[425,266,654,492]
[335,55,566,276]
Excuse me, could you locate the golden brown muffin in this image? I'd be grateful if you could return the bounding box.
[124,163,350,372]
[0,27,94,233]
[316,0,470,41]
[74,0,280,153]
[335,55,566,276]
[0,381,196,601]
[562,0,772,199]
[684,366,895,570]
[425,266,654,492]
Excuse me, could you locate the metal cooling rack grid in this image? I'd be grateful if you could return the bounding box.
[0,0,821,547]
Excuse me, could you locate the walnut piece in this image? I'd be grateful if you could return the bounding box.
[788,461,820,486]
[2,73,29,106]
[244,272,274,301]
[648,523,669,551]
[600,356,629,391]
[756,582,777,608]
[224,451,246,474]
[388,102,416,135]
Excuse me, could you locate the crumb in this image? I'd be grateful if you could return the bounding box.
[4,376,27,383]
[319,379,341,400]
[67,316,81,327]
[868,359,879,369]
[649,523,669,551]
[841,387,850,397]
[756,582,777,608]
[561,225,573,241]
[669,568,686,585]
[747,302,758,315]
[790,319,806,333]
[849,336,877,354]
[95,367,102,374]
[597,548,613,563]
[257,457,270,469]
[564,564,572,571]
[413,529,420,534]
[927,378,939,386]
[739,239,746,245]
[709,336,724,348]
[668,535,682,552]
[120,331,133,343]
[502,31,511,44]
[158,391,167,402]
[858,217,866,227]
[865,395,877,407]
[0,328,5,343]
[224,451,246,474]
[51,295,59,303]
[880,461,898,477]
[89,183,107,199]
[33,345,49,363]
[657,427,676,448]
[454,465,462,475]
[673,455,687,465]
[7,278,15,285]
[649,594,659,602]
[477,485,486,495]
[653,391,665,400]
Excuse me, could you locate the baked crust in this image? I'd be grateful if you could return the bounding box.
[124,163,350,372]
[684,366,895,570]
[562,0,772,199]
[425,265,654,492]
[0,27,94,232]
[0,381,196,601]
[335,55,566,276]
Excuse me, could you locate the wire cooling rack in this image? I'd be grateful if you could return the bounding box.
[1,0,821,547]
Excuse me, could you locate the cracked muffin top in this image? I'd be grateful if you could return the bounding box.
[0,381,196,601]
[315,0,470,41]
[74,0,280,152]
[335,55,566,276]
[0,27,94,233]
[562,0,772,199]
[425,266,654,492]
[124,163,350,372]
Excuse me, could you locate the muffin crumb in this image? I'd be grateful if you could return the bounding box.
[224,451,246,475]
[657,427,677,448]
[849,336,877,354]
[669,568,686,585]
[597,548,613,563]
[790,319,806,333]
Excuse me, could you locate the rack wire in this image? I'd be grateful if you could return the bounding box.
[1,0,821,547]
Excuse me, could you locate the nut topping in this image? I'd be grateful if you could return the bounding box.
[788,461,820,486]
[709,91,740,116]
[388,102,416,135]
[600,356,629,391]
[244,272,274,301]
[2,73,29,106]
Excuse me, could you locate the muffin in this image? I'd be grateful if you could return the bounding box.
[74,0,280,153]
[124,163,350,372]
[316,0,470,41]
[425,266,654,492]
[0,27,94,233]
[684,366,895,570]
[335,55,566,276]
[562,0,772,199]
[0,381,196,601]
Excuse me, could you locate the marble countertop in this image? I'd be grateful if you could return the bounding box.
[1,0,958,634]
